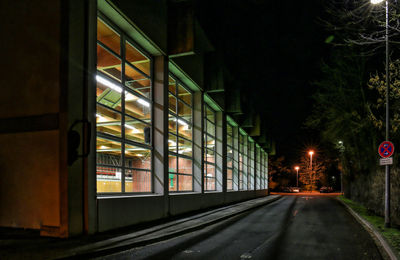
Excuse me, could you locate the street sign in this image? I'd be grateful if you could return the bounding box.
[378,141,394,158]
[380,157,393,166]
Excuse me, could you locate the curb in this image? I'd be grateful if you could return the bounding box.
[59,195,282,259]
[337,198,399,260]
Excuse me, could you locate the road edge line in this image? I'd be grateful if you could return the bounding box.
[337,198,399,260]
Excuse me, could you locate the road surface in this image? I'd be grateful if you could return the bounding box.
[103,195,382,260]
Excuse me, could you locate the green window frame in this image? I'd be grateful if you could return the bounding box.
[168,74,194,192]
[204,104,216,191]
[96,14,153,194]
[226,123,234,190]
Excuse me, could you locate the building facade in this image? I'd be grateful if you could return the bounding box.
[0,0,274,238]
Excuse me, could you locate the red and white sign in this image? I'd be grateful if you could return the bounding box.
[378,141,394,158]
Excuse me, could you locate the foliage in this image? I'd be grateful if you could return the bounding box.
[306,48,378,177]
[298,153,327,191]
[268,156,290,189]
[368,59,400,141]
[322,0,400,56]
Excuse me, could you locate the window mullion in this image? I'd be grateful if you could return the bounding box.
[121,34,126,193]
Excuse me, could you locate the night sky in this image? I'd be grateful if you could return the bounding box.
[196,0,330,162]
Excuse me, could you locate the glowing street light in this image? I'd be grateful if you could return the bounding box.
[308,150,314,192]
[308,150,314,170]
[294,166,300,187]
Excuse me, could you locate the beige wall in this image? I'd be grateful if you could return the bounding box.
[0,131,60,229]
[0,1,60,118]
[0,0,65,237]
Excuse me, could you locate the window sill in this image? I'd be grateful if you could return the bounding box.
[97,193,163,199]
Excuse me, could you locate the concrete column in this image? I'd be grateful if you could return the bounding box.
[265,153,269,190]
[66,0,98,237]
[193,92,203,193]
[153,56,169,214]
[87,0,98,235]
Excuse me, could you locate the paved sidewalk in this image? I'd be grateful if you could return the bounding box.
[0,195,281,260]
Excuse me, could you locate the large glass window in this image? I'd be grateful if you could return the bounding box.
[248,140,255,190]
[168,75,193,192]
[242,134,248,190]
[96,16,152,194]
[226,123,234,190]
[263,151,268,189]
[233,126,239,190]
[239,133,247,190]
[256,146,261,190]
[204,104,216,191]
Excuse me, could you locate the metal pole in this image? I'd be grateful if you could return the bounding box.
[310,154,313,192]
[296,169,299,187]
[341,172,343,195]
[385,0,391,228]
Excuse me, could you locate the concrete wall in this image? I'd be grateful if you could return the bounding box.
[109,0,167,54]
[346,168,400,226]
[98,190,268,232]
[0,0,66,237]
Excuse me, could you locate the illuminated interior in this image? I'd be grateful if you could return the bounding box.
[248,140,255,189]
[226,123,234,190]
[168,75,193,192]
[96,17,152,193]
[256,146,261,190]
[204,104,216,191]
[238,133,244,190]
[94,17,268,195]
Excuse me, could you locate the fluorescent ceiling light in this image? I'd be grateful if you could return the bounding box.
[172,118,188,126]
[126,93,136,101]
[96,75,122,93]
[126,147,147,151]
[125,124,141,133]
[96,113,107,122]
[178,119,188,126]
[137,98,150,107]
[96,75,149,105]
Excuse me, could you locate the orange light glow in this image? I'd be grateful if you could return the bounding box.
[294,166,300,170]
[308,150,314,156]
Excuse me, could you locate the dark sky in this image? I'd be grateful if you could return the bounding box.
[196,0,330,162]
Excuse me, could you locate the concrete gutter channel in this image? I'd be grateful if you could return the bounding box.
[338,198,400,260]
[51,195,281,259]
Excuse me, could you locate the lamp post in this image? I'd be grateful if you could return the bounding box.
[309,151,314,192]
[294,166,300,187]
[371,0,391,228]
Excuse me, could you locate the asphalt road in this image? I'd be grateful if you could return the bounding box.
[103,195,382,260]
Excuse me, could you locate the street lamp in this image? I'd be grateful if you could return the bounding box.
[308,151,314,170]
[294,166,300,187]
[308,151,314,192]
[371,0,391,228]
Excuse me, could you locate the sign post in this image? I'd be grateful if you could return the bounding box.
[378,141,394,228]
